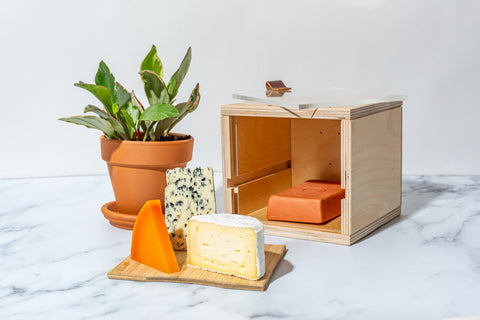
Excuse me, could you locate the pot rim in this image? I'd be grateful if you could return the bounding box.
[100,134,193,145]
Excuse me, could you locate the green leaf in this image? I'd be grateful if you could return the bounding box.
[140,45,163,78]
[120,110,135,136]
[59,115,117,139]
[74,82,114,115]
[140,70,170,105]
[167,47,192,100]
[112,103,119,115]
[120,102,141,136]
[139,103,179,122]
[83,105,130,140]
[155,102,192,137]
[188,83,201,112]
[95,61,117,105]
[167,83,200,134]
[143,121,156,141]
[140,120,149,138]
[125,102,140,125]
[116,82,131,109]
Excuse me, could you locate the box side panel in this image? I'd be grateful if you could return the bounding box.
[341,120,350,235]
[235,117,291,175]
[348,107,402,234]
[290,119,342,185]
[349,206,401,244]
[221,115,234,213]
[222,103,317,118]
[348,101,403,119]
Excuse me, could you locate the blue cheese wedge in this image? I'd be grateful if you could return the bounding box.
[187,214,266,280]
[165,167,216,250]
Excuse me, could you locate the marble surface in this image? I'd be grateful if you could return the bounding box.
[1,174,479,319]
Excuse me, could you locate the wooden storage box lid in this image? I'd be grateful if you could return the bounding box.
[233,89,406,110]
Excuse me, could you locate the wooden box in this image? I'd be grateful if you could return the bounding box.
[221,98,403,245]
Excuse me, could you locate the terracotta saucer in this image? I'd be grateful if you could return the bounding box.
[101,201,137,230]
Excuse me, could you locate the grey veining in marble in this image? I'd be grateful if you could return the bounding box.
[0,175,479,319]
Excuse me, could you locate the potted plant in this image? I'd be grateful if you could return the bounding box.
[59,45,200,229]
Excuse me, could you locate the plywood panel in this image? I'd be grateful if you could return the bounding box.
[236,169,292,215]
[348,107,402,234]
[221,101,403,120]
[235,117,291,175]
[227,160,290,188]
[291,119,341,185]
[349,206,401,244]
[221,116,234,213]
[249,207,341,233]
[248,208,347,244]
[341,120,352,235]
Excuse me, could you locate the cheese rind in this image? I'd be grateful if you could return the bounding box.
[187,214,265,280]
[165,167,216,250]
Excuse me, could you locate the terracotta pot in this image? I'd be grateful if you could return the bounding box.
[100,134,194,229]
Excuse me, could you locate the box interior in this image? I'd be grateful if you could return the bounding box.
[227,116,345,234]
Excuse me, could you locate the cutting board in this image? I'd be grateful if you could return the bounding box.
[108,244,286,291]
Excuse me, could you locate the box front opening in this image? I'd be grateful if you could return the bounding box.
[227,116,345,234]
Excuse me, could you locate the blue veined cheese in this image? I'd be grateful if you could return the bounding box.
[165,167,216,250]
[187,214,266,280]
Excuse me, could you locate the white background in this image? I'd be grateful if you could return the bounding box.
[1,0,479,178]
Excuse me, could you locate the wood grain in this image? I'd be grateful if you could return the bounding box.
[341,119,351,235]
[235,169,292,215]
[234,117,291,175]
[349,206,401,244]
[291,119,342,185]
[227,160,291,188]
[108,244,287,291]
[347,107,402,234]
[249,207,341,233]
[249,208,347,244]
[221,101,402,120]
[221,115,234,213]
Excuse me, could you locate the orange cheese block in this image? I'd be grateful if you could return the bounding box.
[267,180,345,224]
[130,200,180,274]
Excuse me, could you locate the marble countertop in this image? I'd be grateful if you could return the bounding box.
[1,174,479,319]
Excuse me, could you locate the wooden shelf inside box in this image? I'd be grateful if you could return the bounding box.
[249,207,342,233]
[221,101,403,245]
[247,207,349,244]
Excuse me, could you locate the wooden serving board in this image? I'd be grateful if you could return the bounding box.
[108,244,286,291]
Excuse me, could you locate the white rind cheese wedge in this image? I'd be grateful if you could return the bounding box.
[165,167,216,250]
[187,214,265,280]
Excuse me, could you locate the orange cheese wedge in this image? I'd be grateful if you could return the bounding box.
[267,180,345,224]
[131,200,180,274]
